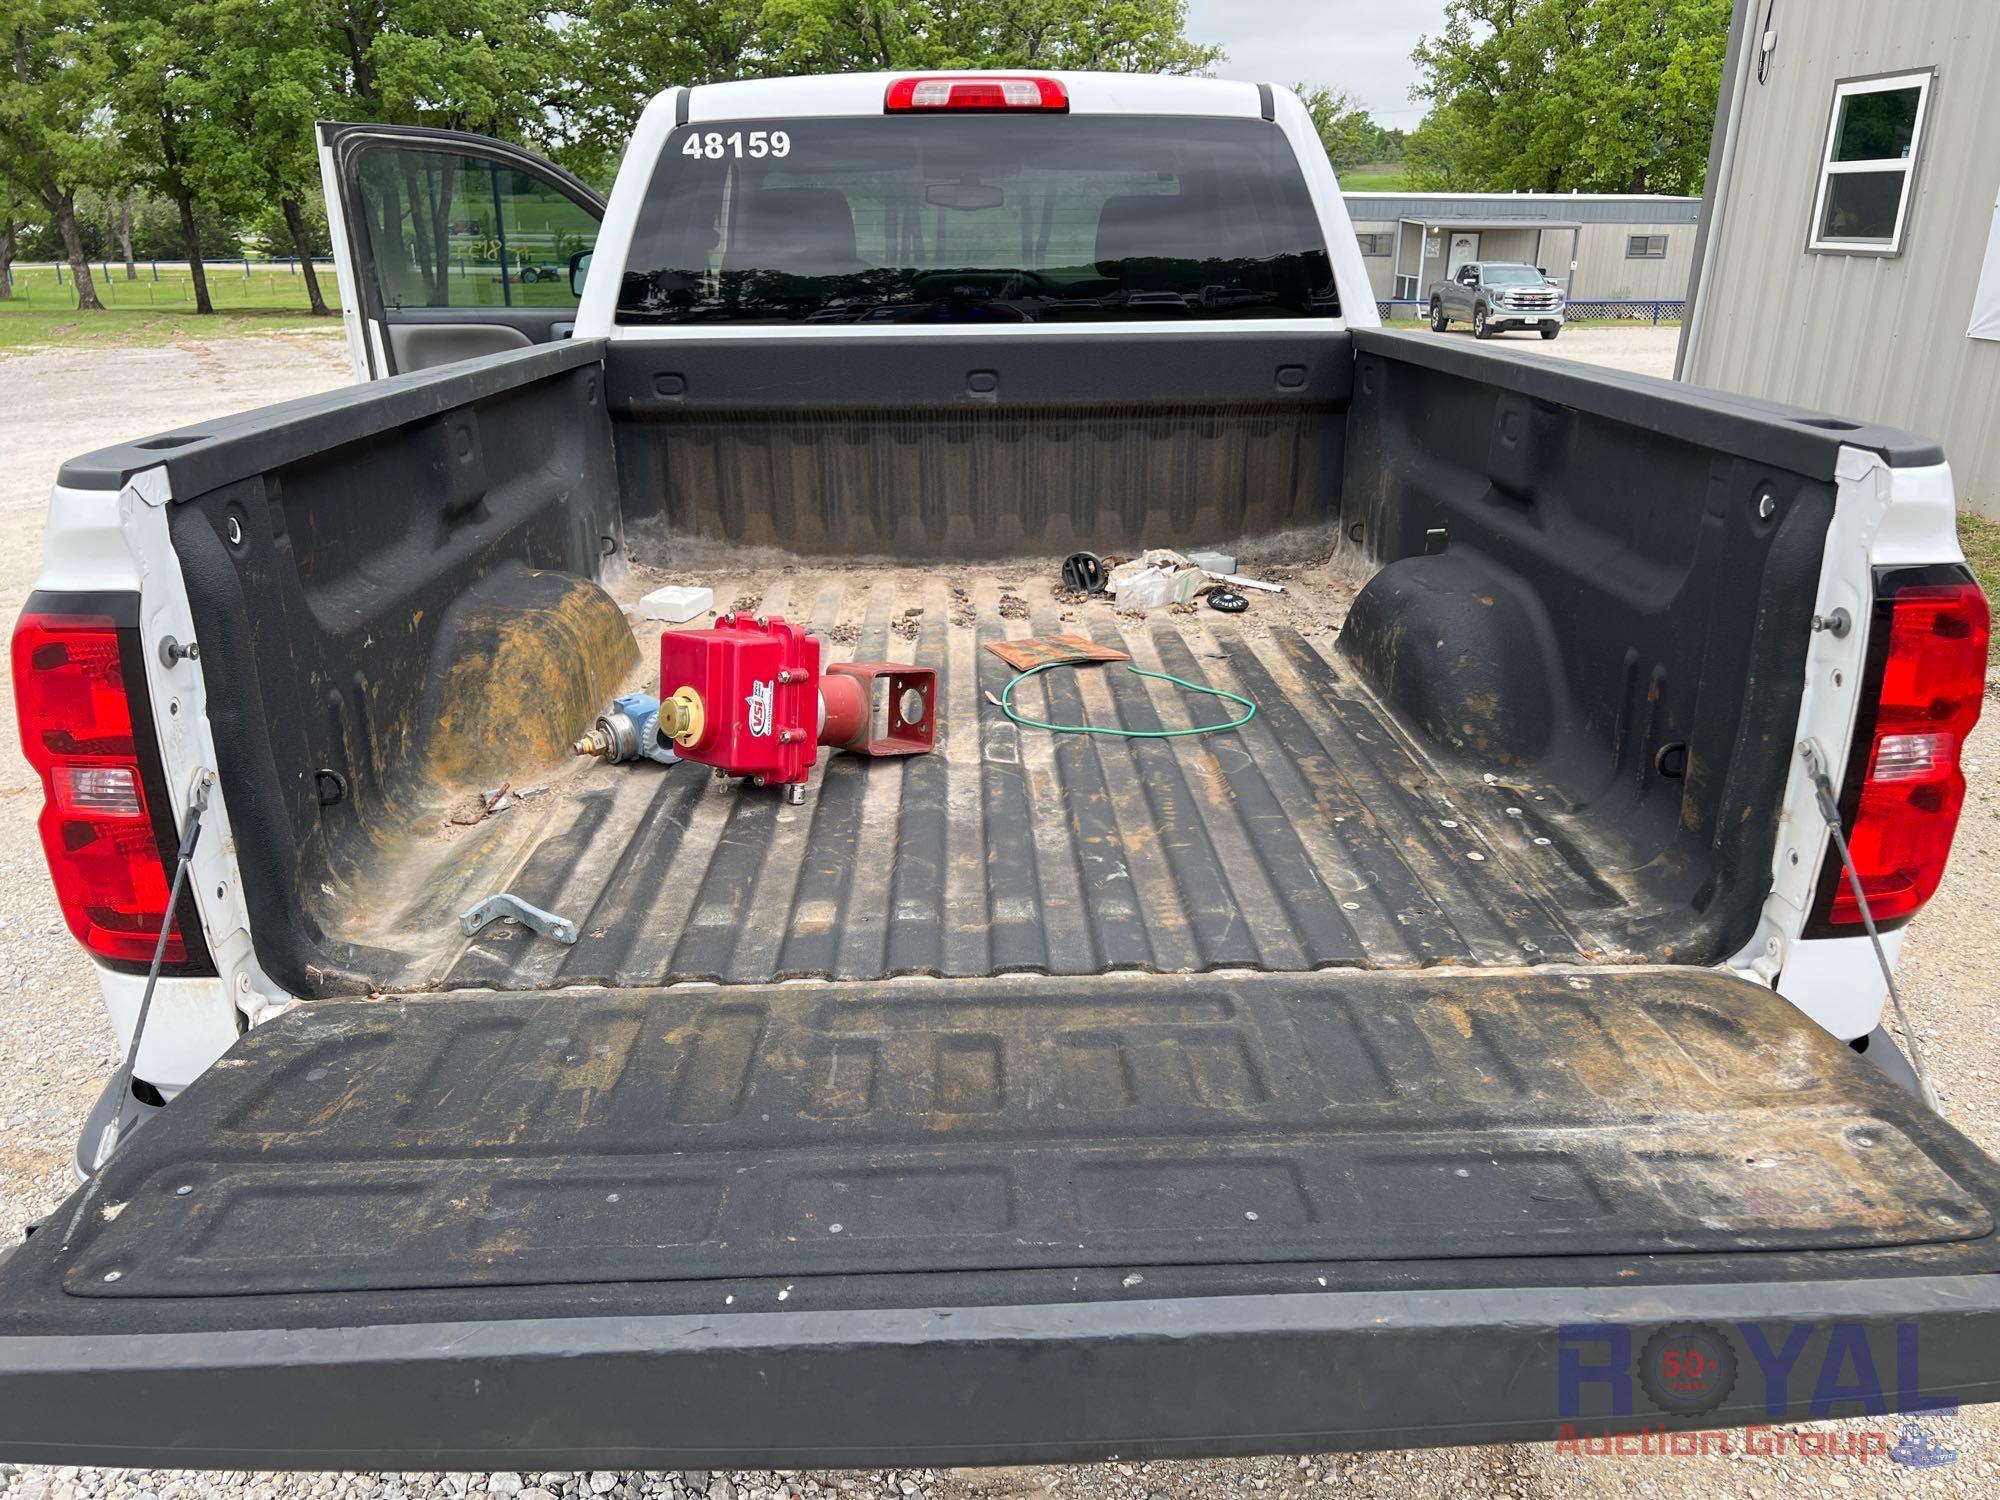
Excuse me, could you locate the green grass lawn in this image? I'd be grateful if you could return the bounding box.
[0,258,581,348]
[1341,162,1413,191]
[0,265,340,349]
[1961,513,2000,660]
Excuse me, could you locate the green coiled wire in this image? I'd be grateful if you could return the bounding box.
[997,661,1257,739]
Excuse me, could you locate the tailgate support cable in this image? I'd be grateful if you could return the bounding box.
[1801,744,1941,1111]
[61,773,212,1246]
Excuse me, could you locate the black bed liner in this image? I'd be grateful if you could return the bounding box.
[4,967,2000,1466]
[151,324,1835,1000]
[326,569,1707,995]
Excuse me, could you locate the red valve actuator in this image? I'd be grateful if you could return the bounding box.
[659,614,936,792]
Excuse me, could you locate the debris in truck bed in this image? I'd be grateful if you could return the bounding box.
[1208,589,1250,614]
[608,531,1355,650]
[448,783,514,825]
[1210,571,1285,594]
[411,535,1358,865]
[1060,550,1108,593]
[1109,563,1199,609]
[635,583,713,623]
[984,634,1131,672]
[1108,548,1201,609]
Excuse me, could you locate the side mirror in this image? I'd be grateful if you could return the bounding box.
[569,250,593,298]
[1537,266,1548,276]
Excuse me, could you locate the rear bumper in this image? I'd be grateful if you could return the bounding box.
[2,1275,1997,1469]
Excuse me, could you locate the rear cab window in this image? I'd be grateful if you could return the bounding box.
[617,115,1338,325]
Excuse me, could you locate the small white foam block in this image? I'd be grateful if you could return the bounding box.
[1189,549,1237,575]
[637,584,713,623]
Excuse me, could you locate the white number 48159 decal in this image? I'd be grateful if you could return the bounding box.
[681,130,791,160]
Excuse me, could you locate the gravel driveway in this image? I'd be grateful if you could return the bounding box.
[0,330,1995,1500]
[1418,321,1684,378]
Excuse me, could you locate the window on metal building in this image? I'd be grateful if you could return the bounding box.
[1808,70,1935,255]
[1626,234,1668,260]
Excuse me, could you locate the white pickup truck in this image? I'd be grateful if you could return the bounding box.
[1,71,1995,1469]
[1429,260,1568,339]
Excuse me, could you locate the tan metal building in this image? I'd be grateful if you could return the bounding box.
[1343,192,1701,306]
[1678,0,2000,519]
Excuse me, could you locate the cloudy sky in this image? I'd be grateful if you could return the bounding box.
[1182,1,1452,125]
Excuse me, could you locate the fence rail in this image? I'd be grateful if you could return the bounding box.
[1,261,340,313]
[23,257,335,281]
[1375,297,1686,324]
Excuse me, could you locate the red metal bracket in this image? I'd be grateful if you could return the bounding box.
[821,662,939,757]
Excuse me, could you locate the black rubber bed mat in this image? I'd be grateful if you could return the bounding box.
[9,969,1997,1321]
[330,569,1680,994]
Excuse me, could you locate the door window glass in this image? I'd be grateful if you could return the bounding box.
[356,147,600,310]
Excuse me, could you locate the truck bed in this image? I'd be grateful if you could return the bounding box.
[333,555,1638,994]
[105,333,1833,1001]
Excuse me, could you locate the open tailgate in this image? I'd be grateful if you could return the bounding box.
[3,969,1999,1468]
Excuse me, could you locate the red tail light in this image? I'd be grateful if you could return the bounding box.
[11,607,202,968]
[1821,578,1989,928]
[884,75,1068,112]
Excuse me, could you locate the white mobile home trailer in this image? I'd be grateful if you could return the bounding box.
[1680,0,2000,519]
[1343,193,1700,306]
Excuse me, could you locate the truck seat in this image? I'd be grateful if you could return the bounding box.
[723,187,868,276]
